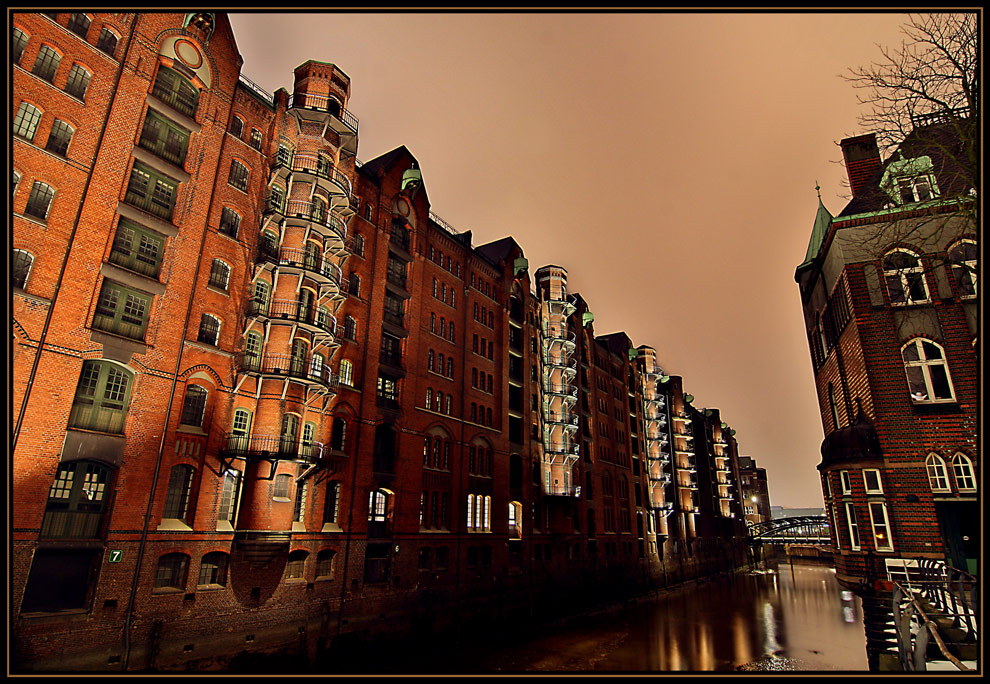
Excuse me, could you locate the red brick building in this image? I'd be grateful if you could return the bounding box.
[12,12,750,671]
[795,113,978,591]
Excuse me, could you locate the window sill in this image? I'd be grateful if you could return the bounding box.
[157,518,192,532]
[176,425,208,436]
[151,587,185,596]
[321,523,343,533]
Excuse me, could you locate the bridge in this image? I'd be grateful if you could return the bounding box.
[747,516,831,545]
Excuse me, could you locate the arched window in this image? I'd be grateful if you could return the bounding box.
[66,13,91,37]
[45,118,74,157]
[217,468,241,523]
[65,64,91,100]
[95,27,118,56]
[13,249,34,289]
[428,349,435,372]
[25,181,55,220]
[948,239,978,299]
[323,482,340,525]
[331,416,347,451]
[285,550,308,580]
[926,453,950,492]
[249,128,263,151]
[153,66,199,118]
[229,114,244,138]
[353,233,365,257]
[901,339,955,403]
[68,360,133,434]
[228,159,249,191]
[316,549,336,579]
[883,249,929,306]
[273,473,293,499]
[13,102,43,140]
[344,315,357,341]
[951,453,976,492]
[12,27,29,65]
[445,394,452,415]
[163,464,195,522]
[348,272,360,296]
[208,259,230,291]
[32,44,61,83]
[198,552,229,586]
[197,313,221,346]
[368,489,392,537]
[243,331,263,370]
[155,552,189,590]
[280,414,299,456]
[293,478,309,522]
[219,207,241,238]
[466,494,475,530]
[179,385,208,427]
[425,387,432,409]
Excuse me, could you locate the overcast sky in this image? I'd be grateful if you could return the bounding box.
[229,11,913,507]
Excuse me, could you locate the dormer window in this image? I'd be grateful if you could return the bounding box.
[880,155,940,206]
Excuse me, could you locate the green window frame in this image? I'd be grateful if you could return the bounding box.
[68,360,133,434]
[40,461,112,539]
[138,110,189,166]
[109,219,165,278]
[217,469,242,523]
[93,279,151,340]
[152,66,199,118]
[125,162,178,221]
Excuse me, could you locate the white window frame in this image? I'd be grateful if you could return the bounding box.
[926,454,950,493]
[840,470,851,495]
[863,469,883,495]
[844,502,861,551]
[883,249,930,306]
[868,501,894,552]
[901,338,956,404]
[951,453,976,492]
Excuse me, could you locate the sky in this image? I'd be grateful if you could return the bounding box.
[229,10,914,508]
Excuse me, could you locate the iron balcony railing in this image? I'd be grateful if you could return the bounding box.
[256,244,343,288]
[238,73,274,105]
[544,382,578,398]
[283,199,349,240]
[545,411,579,427]
[152,76,197,119]
[246,298,337,335]
[275,152,353,197]
[237,352,339,391]
[544,442,580,457]
[289,91,359,133]
[545,483,579,497]
[137,126,188,167]
[221,433,326,464]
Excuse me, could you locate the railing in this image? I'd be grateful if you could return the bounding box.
[290,91,359,133]
[236,352,338,391]
[238,74,274,105]
[429,211,459,236]
[545,411,578,426]
[123,183,174,222]
[544,483,579,497]
[544,383,578,398]
[911,106,971,129]
[221,433,326,464]
[283,199,348,240]
[247,298,337,335]
[40,508,104,539]
[138,128,187,167]
[912,561,978,640]
[283,153,353,195]
[152,78,197,119]
[257,245,343,287]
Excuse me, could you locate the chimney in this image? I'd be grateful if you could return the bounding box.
[840,134,882,198]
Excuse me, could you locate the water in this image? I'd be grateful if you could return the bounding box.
[392,558,869,673]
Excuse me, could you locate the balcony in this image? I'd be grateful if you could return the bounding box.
[289,91,359,135]
[282,199,349,251]
[220,433,333,466]
[273,152,352,200]
[236,352,339,393]
[544,382,578,399]
[247,297,337,338]
[545,411,578,427]
[256,245,343,294]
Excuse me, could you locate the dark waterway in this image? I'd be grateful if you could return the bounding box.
[370,558,869,673]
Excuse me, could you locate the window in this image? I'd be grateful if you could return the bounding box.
[12,27,28,65]
[293,480,308,523]
[951,453,976,492]
[228,160,249,191]
[13,250,34,289]
[863,469,883,495]
[839,470,851,495]
[948,239,978,299]
[198,552,228,586]
[139,110,189,166]
[66,13,91,38]
[125,163,178,220]
[218,468,241,523]
[363,203,373,221]
[316,549,336,579]
[197,313,221,346]
[895,175,936,204]
[344,315,357,341]
[324,482,341,525]
[163,465,194,522]
[249,128,263,150]
[95,27,118,56]
[24,181,55,221]
[901,339,955,403]
[926,454,950,492]
[844,503,860,549]
[280,414,299,457]
[64,64,91,100]
[40,461,111,540]
[285,550,307,580]
[883,249,929,306]
[229,115,243,139]
[868,501,893,552]
[348,273,361,297]
[219,207,240,238]
[208,259,230,291]
[331,417,347,452]
[155,553,189,590]
[339,359,353,387]
[13,102,42,140]
[68,361,132,433]
[353,233,365,257]
[93,280,151,340]
[153,66,198,118]
[32,44,61,83]
[44,119,74,157]
[273,473,292,500]
[179,385,208,427]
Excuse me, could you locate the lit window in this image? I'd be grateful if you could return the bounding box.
[948,239,978,299]
[868,501,893,552]
[926,454,950,492]
[882,249,929,306]
[249,128,262,150]
[901,339,955,404]
[951,453,976,492]
[339,359,353,387]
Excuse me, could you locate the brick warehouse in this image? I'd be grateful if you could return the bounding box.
[11,13,752,671]
[794,111,978,664]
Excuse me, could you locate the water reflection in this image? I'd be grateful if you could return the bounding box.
[416,559,868,672]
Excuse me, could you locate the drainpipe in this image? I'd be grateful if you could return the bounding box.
[122,58,233,671]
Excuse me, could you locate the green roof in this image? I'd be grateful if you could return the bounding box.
[798,194,833,270]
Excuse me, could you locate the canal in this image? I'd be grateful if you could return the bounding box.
[359,557,869,673]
